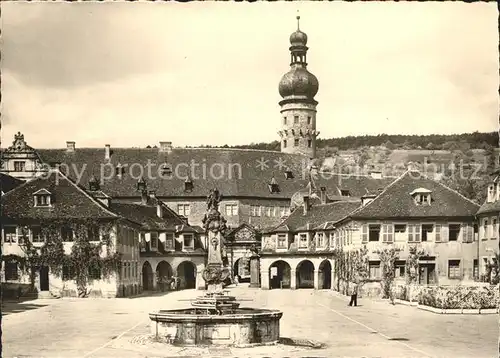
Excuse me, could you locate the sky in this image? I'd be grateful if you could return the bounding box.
[1,2,498,149]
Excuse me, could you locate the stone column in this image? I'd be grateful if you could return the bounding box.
[260,268,269,290]
[152,271,158,290]
[290,269,297,290]
[249,255,260,288]
[314,270,320,290]
[330,261,336,290]
[196,269,206,290]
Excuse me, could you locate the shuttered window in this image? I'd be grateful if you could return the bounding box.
[361,225,368,243]
[435,224,442,242]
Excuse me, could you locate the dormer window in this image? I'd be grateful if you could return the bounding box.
[340,189,350,197]
[184,178,194,193]
[284,170,294,179]
[410,188,432,205]
[487,183,495,203]
[89,176,100,191]
[160,163,173,177]
[115,164,126,176]
[137,177,147,192]
[268,177,280,193]
[33,189,52,207]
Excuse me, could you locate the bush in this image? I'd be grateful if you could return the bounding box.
[418,285,499,309]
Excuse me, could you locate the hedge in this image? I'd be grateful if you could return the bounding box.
[393,284,500,309]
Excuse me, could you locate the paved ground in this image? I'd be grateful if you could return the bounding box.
[1,285,498,357]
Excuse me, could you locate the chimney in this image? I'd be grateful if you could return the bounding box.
[104,144,111,160]
[149,190,156,199]
[141,190,148,205]
[303,195,310,216]
[320,187,327,204]
[159,141,173,153]
[157,203,163,218]
[66,141,75,152]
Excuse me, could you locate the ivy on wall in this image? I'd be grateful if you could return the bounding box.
[333,245,369,294]
[3,219,122,297]
[405,245,427,285]
[375,247,401,299]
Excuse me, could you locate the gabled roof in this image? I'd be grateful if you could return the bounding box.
[346,170,480,219]
[266,200,361,234]
[0,173,24,194]
[109,202,185,231]
[1,171,119,220]
[33,188,52,195]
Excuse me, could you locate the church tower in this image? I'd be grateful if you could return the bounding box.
[278,16,320,158]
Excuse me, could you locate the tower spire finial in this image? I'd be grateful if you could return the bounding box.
[296,10,300,30]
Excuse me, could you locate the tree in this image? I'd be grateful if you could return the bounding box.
[375,247,401,300]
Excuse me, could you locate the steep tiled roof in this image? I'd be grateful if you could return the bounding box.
[347,170,480,219]
[477,200,500,215]
[33,147,391,199]
[109,202,185,231]
[312,173,395,198]
[266,200,361,233]
[0,173,24,194]
[1,171,118,220]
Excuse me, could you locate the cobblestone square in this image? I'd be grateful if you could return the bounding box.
[2,286,497,357]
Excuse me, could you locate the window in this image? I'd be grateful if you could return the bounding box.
[369,224,381,242]
[329,232,335,247]
[183,234,194,250]
[277,234,287,249]
[250,205,261,217]
[408,224,421,242]
[421,224,433,242]
[294,115,299,124]
[395,261,406,278]
[448,260,461,279]
[298,233,308,248]
[150,232,159,250]
[283,140,287,148]
[34,193,51,207]
[115,165,126,176]
[31,226,43,243]
[89,265,102,280]
[294,138,299,147]
[62,264,76,280]
[4,226,18,243]
[463,223,474,243]
[14,161,25,172]
[482,219,489,240]
[307,116,311,125]
[493,219,498,239]
[61,226,74,242]
[448,224,460,241]
[280,206,290,217]
[435,224,442,242]
[284,170,294,179]
[140,233,147,251]
[316,232,325,248]
[184,180,194,192]
[225,204,238,216]
[394,224,406,233]
[473,259,479,280]
[283,116,287,125]
[381,224,394,243]
[369,261,381,279]
[177,204,191,216]
[340,190,351,197]
[307,140,312,148]
[5,261,19,280]
[265,207,272,217]
[87,225,99,242]
[161,163,173,177]
[165,233,174,250]
[361,225,368,243]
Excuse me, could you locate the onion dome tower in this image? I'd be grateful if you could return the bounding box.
[278,15,320,158]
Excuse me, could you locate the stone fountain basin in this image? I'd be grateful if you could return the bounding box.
[149,308,283,346]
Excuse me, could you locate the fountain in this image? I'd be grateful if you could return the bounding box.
[149,189,283,346]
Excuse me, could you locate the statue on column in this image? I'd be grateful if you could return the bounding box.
[202,189,230,288]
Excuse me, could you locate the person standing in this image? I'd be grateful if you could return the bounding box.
[348,280,358,307]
